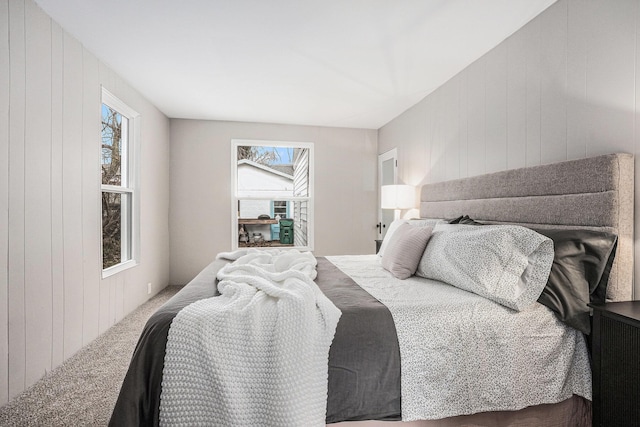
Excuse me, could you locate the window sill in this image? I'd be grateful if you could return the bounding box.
[102,259,138,279]
[232,244,314,252]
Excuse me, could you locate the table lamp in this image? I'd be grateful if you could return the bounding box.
[381,184,415,220]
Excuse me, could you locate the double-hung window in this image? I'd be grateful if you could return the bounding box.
[232,139,314,251]
[101,88,139,277]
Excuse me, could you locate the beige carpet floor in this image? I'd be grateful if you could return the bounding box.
[0,285,182,427]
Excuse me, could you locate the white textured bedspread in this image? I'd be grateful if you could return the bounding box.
[160,250,341,426]
[327,255,592,422]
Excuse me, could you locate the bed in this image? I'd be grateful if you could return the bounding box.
[109,152,634,426]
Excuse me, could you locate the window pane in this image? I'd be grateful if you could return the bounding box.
[102,192,121,268]
[236,145,295,197]
[237,200,298,248]
[293,200,308,247]
[292,148,309,197]
[101,104,127,186]
[102,191,133,269]
[273,200,287,218]
[233,140,312,250]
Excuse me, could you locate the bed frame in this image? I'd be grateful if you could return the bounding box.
[419,153,634,301]
[333,153,634,427]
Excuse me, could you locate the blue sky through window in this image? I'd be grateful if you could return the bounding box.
[250,146,293,165]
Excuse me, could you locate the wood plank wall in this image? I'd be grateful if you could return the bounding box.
[0,0,9,408]
[293,149,310,247]
[378,0,640,299]
[0,0,171,403]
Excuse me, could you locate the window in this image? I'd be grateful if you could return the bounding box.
[272,200,288,218]
[232,140,314,250]
[101,88,139,277]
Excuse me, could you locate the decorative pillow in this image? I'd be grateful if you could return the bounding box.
[377,219,408,258]
[381,223,433,279]
[416,224,554,311]
[378,218,442,257]
[532,228,618,334]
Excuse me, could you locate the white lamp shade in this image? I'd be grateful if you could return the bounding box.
[381,184,415,209]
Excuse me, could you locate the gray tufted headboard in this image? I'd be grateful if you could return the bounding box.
[419,153,634,301]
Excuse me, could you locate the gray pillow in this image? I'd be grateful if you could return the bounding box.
[378,218,443,258]
[416,224,554,311]
[377,219,408,258]
[381,223,433,279]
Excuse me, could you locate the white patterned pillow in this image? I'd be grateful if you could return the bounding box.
[415,224,554,311]
[381,223,433,279]
[378,218,443,258]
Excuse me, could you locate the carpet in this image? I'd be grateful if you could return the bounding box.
[0,285,182,427]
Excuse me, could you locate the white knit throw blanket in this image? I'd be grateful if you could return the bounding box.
[159,249,341,426]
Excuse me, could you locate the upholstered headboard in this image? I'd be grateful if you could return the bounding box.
[419,153,634,301]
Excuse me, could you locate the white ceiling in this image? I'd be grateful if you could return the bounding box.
[35,0,556,129]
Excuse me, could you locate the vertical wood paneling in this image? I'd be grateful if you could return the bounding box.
[566,0,588,160]
[484,44,508,173]
[50,20,64,368]
[108,275,116,324]
[0,0,10,406]
[24,0,52,387]
[443,77,460,181]
[430,89,445,182]
[8,0,26,399]
[585,0,636,157]
[507,28,527,169]
[634,0,640,301]
[81,48,100,346]
[540,1,568,164]
[98,60,119,332]
[377,0,640,298]
[405,101,428,186]
[466,60,486,177]
[115,274,124,323]
[99,277,110,334]
[3,0,171,400]
[458,73,468,178]
[525,16,542,167]
[423,96,434,184]
[62,32,84,358]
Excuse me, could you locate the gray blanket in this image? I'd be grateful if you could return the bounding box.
[109,257,401,426]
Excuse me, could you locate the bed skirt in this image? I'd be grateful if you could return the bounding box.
[331,395,590,427]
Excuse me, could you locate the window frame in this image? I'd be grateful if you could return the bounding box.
[231,139,314,251]
[101,88,141,278]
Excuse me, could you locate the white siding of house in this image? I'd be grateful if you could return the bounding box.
[237,162,293,197]
[293,149,310,247]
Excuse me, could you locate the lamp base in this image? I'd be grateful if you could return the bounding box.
[394,209,401,220]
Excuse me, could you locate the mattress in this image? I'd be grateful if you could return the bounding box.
[109,253,591,426]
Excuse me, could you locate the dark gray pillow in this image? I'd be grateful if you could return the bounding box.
[532,228,618,334]
[448,215,483,225]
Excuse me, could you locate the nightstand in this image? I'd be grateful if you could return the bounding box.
[590,301,640,427]
[375,239,382,254]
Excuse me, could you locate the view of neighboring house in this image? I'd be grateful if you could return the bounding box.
[237,159,293,243]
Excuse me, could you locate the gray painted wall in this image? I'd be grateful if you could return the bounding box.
[169,119,377,285]
[0,0,171,403]
[378,0,640,299]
